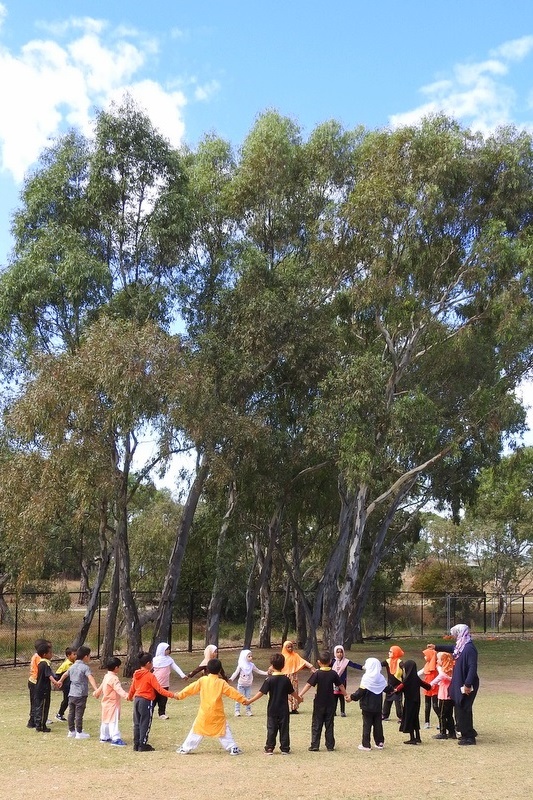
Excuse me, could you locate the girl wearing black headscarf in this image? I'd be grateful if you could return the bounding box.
[394,659,431,744]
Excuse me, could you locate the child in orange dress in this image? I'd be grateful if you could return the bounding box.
[280,640,315,713]
[176,658,248,755]
[93,656,130,746]
[419,644,439,729]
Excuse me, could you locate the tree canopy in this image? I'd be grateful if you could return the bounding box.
[1,104,533,663]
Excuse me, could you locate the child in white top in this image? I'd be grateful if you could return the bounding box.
[229,649,269,717]
[152,642,186,719]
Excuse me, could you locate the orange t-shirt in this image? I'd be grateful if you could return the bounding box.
[29,653,41,684]
[127,668,175,701]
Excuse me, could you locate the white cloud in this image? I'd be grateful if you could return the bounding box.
[490,35,533,62]
[0,15,188,182]
[194,79,220,102]
[390,36,533,134]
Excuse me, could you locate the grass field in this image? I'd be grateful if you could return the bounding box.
[2,636,532,800]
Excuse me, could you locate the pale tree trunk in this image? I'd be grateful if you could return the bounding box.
[0,573,11,624]
[256,537,273,648]
[316,476,355,648]
[342,476,417,647]
[206,482,237,645]
[116,507,142,676]
[100,550,120,666]
[276,543,320,662]
[243,502,284,648]
[78,556,90,605]
[327,483,368,648]
[73,501,113,650]
[497,593,508,630]
[150,453,210,650]
[258,576,272,648]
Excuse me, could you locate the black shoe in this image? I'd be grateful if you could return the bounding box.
[403,740,417,745]
[139,744,155,751]
[458,738,476,745]
[449,733,457,739]
[290,709,299,714]
[308,747,319,751]
[27,722,36,729]
[36,726,51,733]
[433,734,448,739]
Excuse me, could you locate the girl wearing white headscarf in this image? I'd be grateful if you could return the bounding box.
[229,649,269,717]
[436,623,479,745]
[152,642,187,719]
[349,657,388,751]
[331,645,363,717]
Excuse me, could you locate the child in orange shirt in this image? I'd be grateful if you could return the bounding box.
[27,638,51,729]
[419,644,439,729]
[127,652,178,752]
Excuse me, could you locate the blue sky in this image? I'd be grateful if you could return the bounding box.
[1,0,533,455]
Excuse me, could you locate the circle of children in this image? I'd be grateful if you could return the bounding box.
[27,623,479,755]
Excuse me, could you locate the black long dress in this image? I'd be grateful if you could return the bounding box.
[397,660,431,742]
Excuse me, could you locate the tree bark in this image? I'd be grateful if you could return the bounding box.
[243,502,283,647]
[150,453,210,650]
[73,502,112,649]
[206,481,237,645]
[100,549,120,666]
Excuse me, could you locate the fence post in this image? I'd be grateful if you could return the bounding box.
[420,592,424,637]
[483,593,486,634]
[383,592,387,639]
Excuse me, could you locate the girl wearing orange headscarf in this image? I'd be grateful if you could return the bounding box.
[380,644,404,721]
[419,644,439,729]
[280,641,314,713]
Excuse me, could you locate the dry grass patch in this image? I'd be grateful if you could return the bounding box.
[2,639,532,800]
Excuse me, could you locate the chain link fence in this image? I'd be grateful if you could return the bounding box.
[1,589,532,667]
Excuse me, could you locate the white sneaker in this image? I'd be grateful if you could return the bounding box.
[234,711,241,717]
[230,746,243,756]
[424,722,430,729]
[75,732,90,739]
[177,747,190,754]
[246,710,253,716]
[67,731,76,738]
[358,744,372,751]
[159,714,169,720]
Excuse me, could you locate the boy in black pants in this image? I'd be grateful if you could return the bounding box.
[34,642,61,732]
[299,650,350,751]
[248,653,298,754]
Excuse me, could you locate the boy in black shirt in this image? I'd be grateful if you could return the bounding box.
[248,653,298,754]
[34,642,61,732]
[299,650,350,751]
